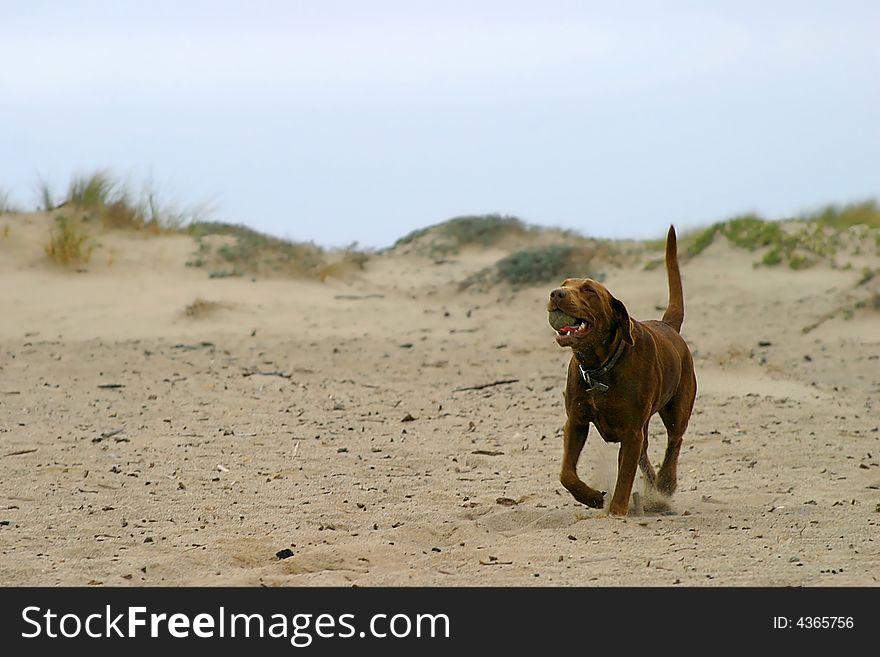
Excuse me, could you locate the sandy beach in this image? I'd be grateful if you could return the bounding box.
[1,211,878,586]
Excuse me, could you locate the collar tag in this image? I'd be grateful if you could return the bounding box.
[579,364,609,393]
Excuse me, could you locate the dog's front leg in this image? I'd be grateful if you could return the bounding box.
[609,431,643,516]
[560,419,605,508]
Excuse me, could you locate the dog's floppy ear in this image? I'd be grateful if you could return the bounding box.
[611,296,634,345]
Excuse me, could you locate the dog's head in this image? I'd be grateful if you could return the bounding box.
[547,278,634,349]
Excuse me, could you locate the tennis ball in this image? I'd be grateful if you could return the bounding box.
[548,309,578,330]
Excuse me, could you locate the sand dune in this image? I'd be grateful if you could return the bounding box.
[1,212,878,586]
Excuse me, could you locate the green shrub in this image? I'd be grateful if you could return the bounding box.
[213,227,323,274]
[684,224,720,258]
[436,214,528,246]
[496,245,577,286]
[788,253,812,270]
[208,270,242,279]
[680,203,880,270]
[392,213,533,256]
[188,221,368,280]
[761,246,783,267]
[463,243,606,289]
[857,267,876,286]
[720,214,781,249]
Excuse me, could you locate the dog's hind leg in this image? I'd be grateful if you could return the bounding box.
[638,422,657,488]
[656,384,695,495]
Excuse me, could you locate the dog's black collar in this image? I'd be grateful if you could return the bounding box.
[577,339,627,393]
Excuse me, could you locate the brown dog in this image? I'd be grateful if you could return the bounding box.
[547,226,696,516]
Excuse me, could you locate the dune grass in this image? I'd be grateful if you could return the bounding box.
[25,170,367,280]
[44,214,93,267]
[806,199,880,229]
[32,170,212,268]
[59,170,201,233]
[0,188,18,214]
[65,170,116,210]
[36,177,57,212]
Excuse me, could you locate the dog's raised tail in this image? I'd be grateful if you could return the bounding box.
[662,225,684,332]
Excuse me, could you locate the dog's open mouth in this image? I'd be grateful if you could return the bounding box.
[555,322,591,337]
[549,309,592,344]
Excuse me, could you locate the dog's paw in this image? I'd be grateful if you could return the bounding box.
[561,477,605,509]
[575,489,605,509]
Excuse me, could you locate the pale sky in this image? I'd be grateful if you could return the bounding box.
[2,1,878,247]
